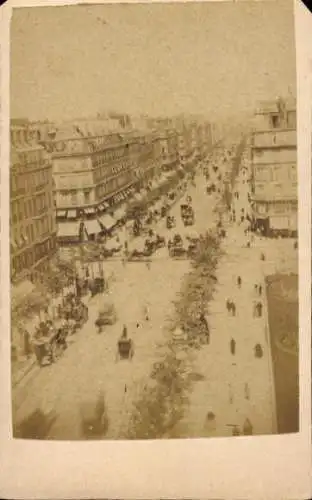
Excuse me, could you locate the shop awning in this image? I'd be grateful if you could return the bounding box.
[67,209,77,219]
[57,210,67,217]
[57,222,79,238]
[115,192,124,203]
[84,207,96,215]
[99,213,116,230]
[270,216,290,230]
[126,187,133,196]
[84,219,102,235]
[98,202,109,211]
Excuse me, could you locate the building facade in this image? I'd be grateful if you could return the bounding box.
[10,122,57,282]
[177,122,196,170]
[159,128,179,171]
[251,98,297,236]
[47,120,162,242]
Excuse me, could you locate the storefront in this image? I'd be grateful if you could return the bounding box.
[57,221,81,245]
[98,213,116,233]
[83,219,103,241]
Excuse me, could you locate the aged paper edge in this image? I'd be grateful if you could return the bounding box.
[0,0,311,499]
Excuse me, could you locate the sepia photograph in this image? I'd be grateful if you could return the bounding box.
[9,0,300,443]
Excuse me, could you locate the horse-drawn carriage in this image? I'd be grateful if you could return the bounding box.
[95,303,117,332]
[61,294,89,329]
[100,238,122,258]
[166,215,176,229]
[161,205,168,218]
[128,239,154,260]
[180,203,195,226]
[168,234,187,259]
[89,276,106,297]
[148,232,166,251]
[32,322,68,367]
[116,327,134,361]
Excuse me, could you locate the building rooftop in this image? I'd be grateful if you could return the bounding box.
[255,97,296,115]
[255,100,279,115]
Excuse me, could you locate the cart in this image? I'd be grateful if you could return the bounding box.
[117,337,134,360]
[166,215,176,229]
[90,277,105,296]
[95,303,117,332]
[32,326,67,367]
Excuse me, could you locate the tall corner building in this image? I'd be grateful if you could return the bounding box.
[250,97,297,236]
[10,120,57,283]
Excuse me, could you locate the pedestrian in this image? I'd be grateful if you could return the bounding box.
[228,383,234,404]
[257,301,263,317]
[230,337,236,355]
[226,299,231,314]
[237,276,242,288]
[232,302,236,317]
[199,313,210,344]
[144,304,150,321]
[252,301,257,318]
[244,382,250,400]
[258,284,262,296]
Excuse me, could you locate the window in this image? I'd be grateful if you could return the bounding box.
[84,190,91,204]
[271,115,279,129]
[71,191,78,205]
[287,111,296,129]
[274,202,285,214]
[289,164,297,182]
[258,204,267,215]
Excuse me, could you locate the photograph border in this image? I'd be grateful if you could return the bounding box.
[0,0,311,498]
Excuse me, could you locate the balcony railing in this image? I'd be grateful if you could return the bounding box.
[253,129,296,148]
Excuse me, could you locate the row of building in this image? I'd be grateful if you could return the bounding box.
[250,97,297,236]
[10,115,217,284]
[10,97,298,287]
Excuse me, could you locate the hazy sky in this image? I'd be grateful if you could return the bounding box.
[10,0,296,123]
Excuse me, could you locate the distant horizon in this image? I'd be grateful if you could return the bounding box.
[10,106,272,128]
[11,0,295,124]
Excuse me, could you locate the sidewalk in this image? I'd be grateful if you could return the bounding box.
[177,225,277,437]
[177,152,277,438]
[12,354,39,388]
